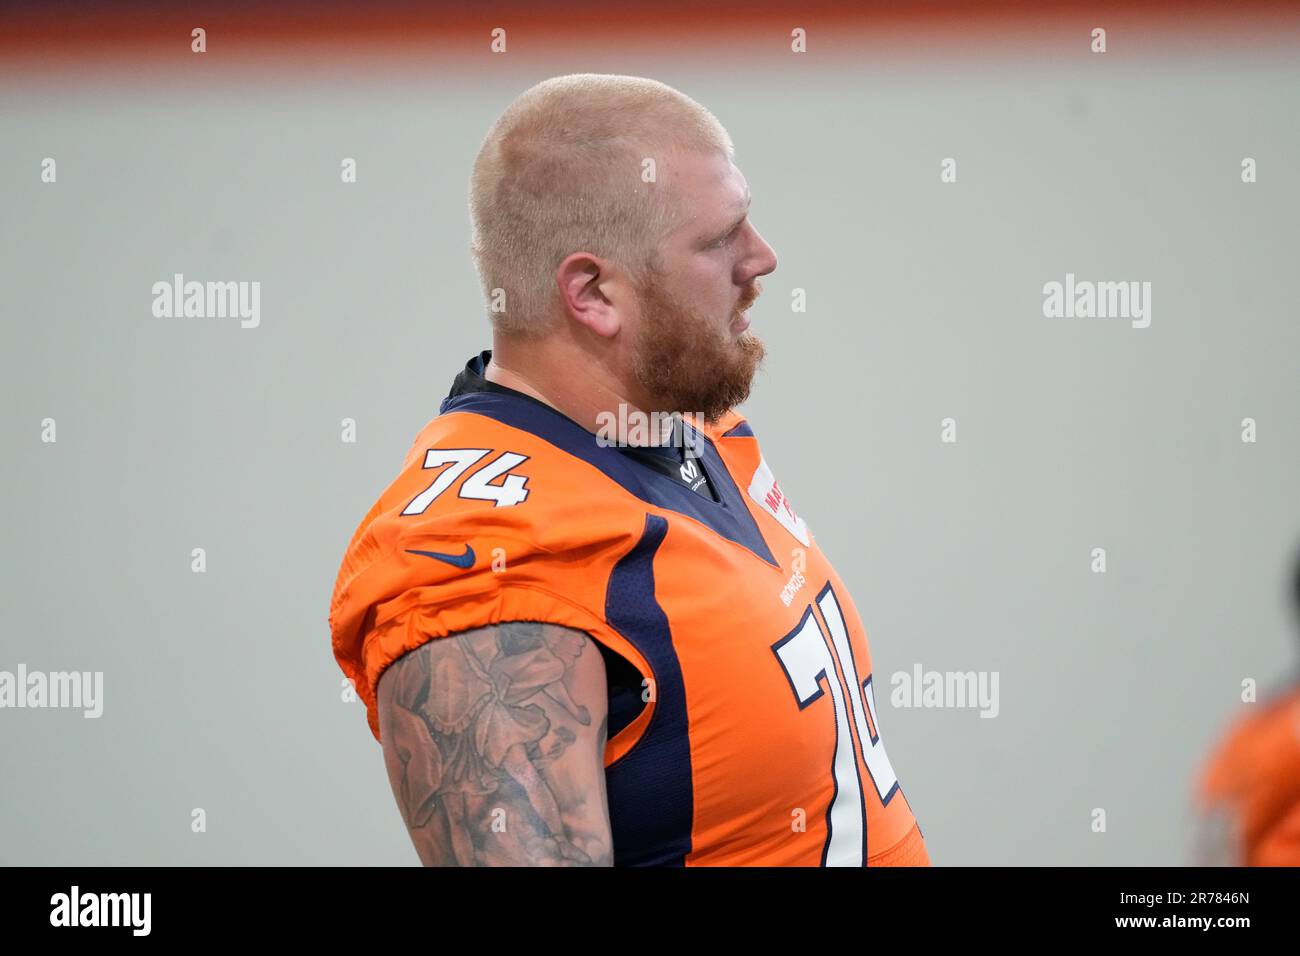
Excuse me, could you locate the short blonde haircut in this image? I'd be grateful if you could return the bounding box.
[469,74,734,335]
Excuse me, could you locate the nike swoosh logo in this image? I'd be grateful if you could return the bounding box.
[405,544,475,569]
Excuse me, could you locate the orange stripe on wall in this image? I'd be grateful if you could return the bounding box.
[2,1,1296,77]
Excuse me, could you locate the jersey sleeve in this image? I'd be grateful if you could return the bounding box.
[332,529,625,742]
[328,418,651,743]
[1255,800,1300,866]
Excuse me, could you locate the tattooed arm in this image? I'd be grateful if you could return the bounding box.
[376,621,613,866]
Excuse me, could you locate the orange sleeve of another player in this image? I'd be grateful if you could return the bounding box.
[1253,800,1300,866]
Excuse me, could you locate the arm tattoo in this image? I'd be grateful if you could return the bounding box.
[376,621,614,866]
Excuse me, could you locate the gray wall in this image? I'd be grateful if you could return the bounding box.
[2,49,1297,865]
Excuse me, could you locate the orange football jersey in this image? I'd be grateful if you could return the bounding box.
[1254,799,1300,866]
[1197,683,1300,866]
[330,351,928,866]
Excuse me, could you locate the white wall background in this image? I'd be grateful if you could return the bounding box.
[2,47,1297,864]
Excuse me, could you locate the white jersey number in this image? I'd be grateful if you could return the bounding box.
[401,448,531,514]
[772,583,900,866]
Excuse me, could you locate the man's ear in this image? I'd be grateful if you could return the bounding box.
[556,252,624,338]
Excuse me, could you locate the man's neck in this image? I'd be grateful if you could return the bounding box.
[484,340,674,447]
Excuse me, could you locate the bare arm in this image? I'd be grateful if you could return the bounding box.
[376,621,613,866]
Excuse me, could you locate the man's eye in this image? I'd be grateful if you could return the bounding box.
[712,217,747,248]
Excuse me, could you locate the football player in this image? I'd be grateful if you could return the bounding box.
[330,74,929,866]
[1194,543,1300,866]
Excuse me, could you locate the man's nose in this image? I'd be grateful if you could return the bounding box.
[747,227,778,279]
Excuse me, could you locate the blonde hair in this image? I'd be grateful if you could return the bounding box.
[468,74,734,335]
